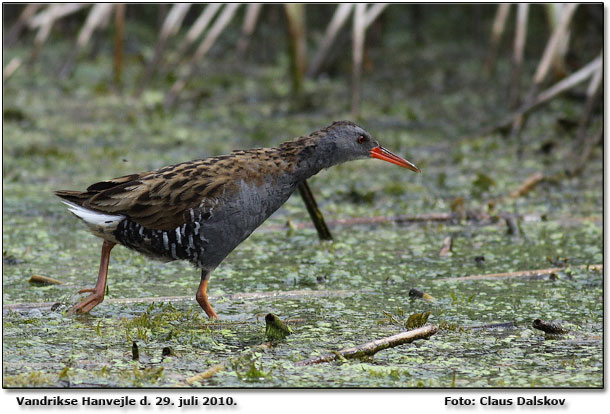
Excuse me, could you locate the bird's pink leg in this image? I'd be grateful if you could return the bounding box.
[69,240,116,314]
[196,271,219,319]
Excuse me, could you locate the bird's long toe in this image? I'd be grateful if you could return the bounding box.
[69,291,104,314]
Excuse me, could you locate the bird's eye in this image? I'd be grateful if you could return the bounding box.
[357,135,366,144]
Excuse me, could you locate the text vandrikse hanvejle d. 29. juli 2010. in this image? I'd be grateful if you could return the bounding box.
[16,396,142,407]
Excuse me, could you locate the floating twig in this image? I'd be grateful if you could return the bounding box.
[441,264,602,282]
[3,289,373,312]
[508,172,545,198]
[467,321,515,331]
[295,325,438,366]
[265,212,461,233]
[487,172,546,212]
[185,364,225,385]
[184,342,273,385]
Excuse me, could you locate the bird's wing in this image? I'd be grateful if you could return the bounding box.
[81,160,237,231]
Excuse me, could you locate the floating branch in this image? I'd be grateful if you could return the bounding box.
[265,212,462,233]
[185,364,225,385]
[467,321,515,331]
[487,171,547,208]
[296,325,438,366]
[3,288,372,312]
[441,264,603,282]
[184,342,273,385]
[508,172,545,199]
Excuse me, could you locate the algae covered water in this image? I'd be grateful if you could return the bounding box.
[2,6,603,388]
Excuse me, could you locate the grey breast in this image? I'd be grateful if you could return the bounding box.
[195,177,297,268]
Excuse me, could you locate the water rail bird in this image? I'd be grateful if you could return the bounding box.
[56,121,420,319]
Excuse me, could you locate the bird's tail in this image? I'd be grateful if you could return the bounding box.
[55,190,90,206]
[55,191,124,235]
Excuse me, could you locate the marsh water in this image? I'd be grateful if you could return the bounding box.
[2,7,603,387]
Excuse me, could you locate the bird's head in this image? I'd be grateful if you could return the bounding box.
[314,121,421,173]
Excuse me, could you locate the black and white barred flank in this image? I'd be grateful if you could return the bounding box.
[114,217,210,267]
[62,200,211,268]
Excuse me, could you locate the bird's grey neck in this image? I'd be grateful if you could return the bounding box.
[289,142,338,182]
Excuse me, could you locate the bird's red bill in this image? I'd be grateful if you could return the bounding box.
[370,146,421,173]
